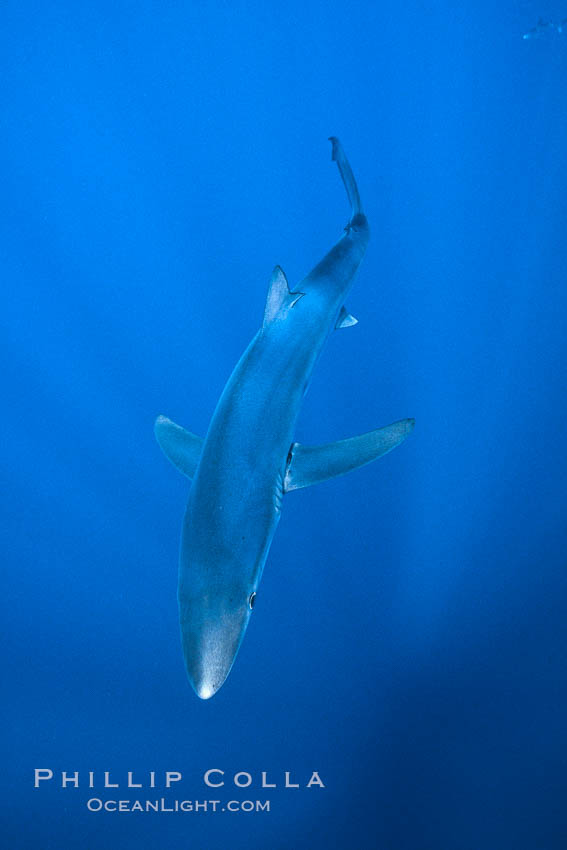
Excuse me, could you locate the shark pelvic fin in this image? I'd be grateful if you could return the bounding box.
[335,306,358,329]
[154,415,203,479]
[263,265,304,326]
[283,418,415,493]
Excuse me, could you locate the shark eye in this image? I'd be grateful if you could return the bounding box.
[249,592,256,610]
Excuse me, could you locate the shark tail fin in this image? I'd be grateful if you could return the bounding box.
[329,136,363,217]
[154,415,203,479]
[283,418,415,493]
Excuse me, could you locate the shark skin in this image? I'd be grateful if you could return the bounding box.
[155,138,414,698]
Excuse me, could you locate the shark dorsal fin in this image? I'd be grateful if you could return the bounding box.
[263,266,304,326]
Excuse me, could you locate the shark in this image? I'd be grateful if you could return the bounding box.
[155,138,414,699]
[523,16,567,38]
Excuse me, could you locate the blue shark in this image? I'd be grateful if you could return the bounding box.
[155,138,414,699]
[522,16,567,38]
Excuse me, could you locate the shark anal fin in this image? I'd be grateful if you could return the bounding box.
[154,415,203,479]
[264,265,304,326]
[283,418,415,493]
[335,306,358,329]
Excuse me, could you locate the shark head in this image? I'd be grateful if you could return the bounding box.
[178,584,256,699]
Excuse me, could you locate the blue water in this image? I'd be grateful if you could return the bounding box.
[2,2,567,848]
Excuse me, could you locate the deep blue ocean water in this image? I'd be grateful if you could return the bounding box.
[2,1,567,847]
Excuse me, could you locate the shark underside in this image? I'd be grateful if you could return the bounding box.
[156,138,414,698]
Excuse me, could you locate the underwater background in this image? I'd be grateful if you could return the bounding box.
[2,1,567,847]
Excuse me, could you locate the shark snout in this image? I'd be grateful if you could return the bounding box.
[192,662,229,701]
[179,597,252,699]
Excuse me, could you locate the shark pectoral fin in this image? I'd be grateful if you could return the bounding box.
[335,306,358,329]
[283,418,415,493]
[154,415,203,479]
[263,265,304,326]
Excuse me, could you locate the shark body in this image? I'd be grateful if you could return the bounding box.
[156,138,414,698]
